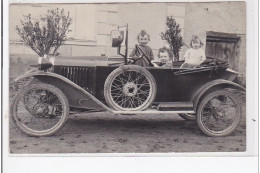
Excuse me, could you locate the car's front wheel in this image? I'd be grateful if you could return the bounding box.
[11,84,69,137]
[104,65,157,111]
[196,90,242,137]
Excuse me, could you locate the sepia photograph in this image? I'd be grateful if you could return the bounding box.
[8,2,248,154]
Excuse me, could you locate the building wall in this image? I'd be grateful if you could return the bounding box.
[9,3,121,78]
[118,3,186,60]
[10,3,187,59]
[118,3,166,59]
[9,4,119,57]
[183,2,246,85]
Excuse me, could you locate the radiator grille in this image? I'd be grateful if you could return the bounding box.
[54,66,90,89]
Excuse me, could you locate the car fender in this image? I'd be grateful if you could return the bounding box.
[14,71,113,113]
[192,79,245,112]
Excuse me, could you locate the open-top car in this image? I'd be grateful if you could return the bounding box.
[11,26,245,137]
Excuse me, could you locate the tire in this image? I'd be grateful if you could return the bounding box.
[196,90,242,137]
[26,78,40,86]
[10,77,40,111]
[178,113,196,121]
[104,65,157,111]
[23,78,41,114]
[11,84,69,137]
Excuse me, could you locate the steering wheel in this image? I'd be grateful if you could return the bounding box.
[129,44,154,67]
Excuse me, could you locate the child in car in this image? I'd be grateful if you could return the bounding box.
[181,35,206,68]
[153,47,174,67]
[129,30,154,67]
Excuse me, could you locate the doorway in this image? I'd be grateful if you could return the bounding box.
[205,31,240,70]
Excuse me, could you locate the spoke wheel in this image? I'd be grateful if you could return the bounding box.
[196,90,241,137]
[11,84,69,136]
[104,65,156,111]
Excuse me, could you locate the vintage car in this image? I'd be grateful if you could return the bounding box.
[11,27,245,137]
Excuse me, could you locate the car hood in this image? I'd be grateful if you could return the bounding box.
[53,56,108,66]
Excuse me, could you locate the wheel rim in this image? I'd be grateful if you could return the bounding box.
[14,88,65,133]
[200,94,240,134]
[109,70,153,110]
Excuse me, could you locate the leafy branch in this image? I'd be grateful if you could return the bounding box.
[16,8,72,57]
[160,16,183,61]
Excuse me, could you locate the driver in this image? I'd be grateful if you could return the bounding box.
[129,30,154,67]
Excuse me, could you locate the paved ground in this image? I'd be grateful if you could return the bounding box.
[9,80,246,153]
[9,106,246,154]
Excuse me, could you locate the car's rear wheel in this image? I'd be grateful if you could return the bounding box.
[11,84,69,137]
[104,65,157,111]
[196,90,242,137]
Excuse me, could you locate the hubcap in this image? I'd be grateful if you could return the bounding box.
[32,103,49,117]
[123,82,138,97]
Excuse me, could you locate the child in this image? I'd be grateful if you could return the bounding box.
[158,47,174,67]
[129,30,154,67]
[181,35,206,68]
[153,47,174,67]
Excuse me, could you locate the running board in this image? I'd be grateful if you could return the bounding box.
[113,110,195,115]
[157,102,193,111]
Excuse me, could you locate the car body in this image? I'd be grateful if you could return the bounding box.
[11,28,245,137]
